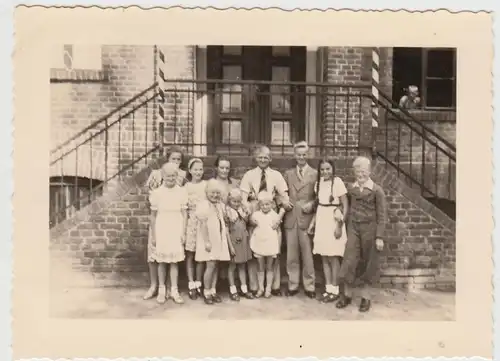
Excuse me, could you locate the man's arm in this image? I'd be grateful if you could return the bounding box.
[374,184,388,239]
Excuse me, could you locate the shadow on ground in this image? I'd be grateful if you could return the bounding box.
[50,286,455,321]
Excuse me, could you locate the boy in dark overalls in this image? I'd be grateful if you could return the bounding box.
[336,156,387,312]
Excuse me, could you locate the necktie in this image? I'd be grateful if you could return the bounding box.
[259,169,267,192]
[299,167,303,179]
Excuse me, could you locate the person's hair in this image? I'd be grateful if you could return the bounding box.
[161,162,180,177]
[214,155,233,184]
[205,178,223,193]
[257,190,273,203]
[353,156,371,170]
[293,140,309,153]
[186,157,204,182]
[315,158,336,204]
[253,145,271,159]
[165,146,185,168]
[228,188,242,201]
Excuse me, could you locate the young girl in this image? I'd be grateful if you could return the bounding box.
[184,158,207,300]
[147,162,189,304]
[165,146,187,186]
[249,191,285,298]
[225,188,254,301]
[307,158,349,303]
[195,179,235,305]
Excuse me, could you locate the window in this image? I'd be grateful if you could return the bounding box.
[49,176,103,227]
[392,47,456,109]
[51,44,102,70]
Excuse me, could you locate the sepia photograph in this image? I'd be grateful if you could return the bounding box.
[49,44,456,320]
[13,7,492,359]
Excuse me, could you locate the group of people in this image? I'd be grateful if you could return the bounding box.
[143,141,387,313]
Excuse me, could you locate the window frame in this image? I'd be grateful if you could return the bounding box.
[392,47,457,110]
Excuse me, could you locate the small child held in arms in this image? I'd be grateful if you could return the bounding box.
[225,188,254,301]
[249,191,285,298]
[147,162,188,305]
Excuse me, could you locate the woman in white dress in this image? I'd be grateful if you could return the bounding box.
[308,158,349,303]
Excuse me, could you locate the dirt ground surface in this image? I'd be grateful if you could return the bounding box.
[51,286,455,320]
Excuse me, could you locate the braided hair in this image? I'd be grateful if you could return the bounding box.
[315,158,336,204]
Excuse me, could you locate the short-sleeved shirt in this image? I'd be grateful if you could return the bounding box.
[240,166,288,201]
[149,185,189,213]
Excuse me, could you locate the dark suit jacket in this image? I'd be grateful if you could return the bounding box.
[283,165,318,230]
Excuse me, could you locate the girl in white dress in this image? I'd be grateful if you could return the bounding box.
[308,158,349,303]
[249,191,285,298]
[184,158,207,300]
[148,162,189,305]
[195,179,235,305]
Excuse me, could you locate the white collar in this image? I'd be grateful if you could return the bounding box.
[353,178,374,190]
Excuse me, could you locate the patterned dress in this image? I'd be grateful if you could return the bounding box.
[184,180,207,252]
[225,206,252,264]
[148,185,188,263]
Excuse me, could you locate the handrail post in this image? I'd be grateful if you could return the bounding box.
[371,47,380,160]
[158,121,165,157]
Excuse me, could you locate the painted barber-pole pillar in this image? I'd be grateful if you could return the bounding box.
[371,47,380,158]
[371,47,380,128]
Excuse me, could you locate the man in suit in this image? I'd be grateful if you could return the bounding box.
[240,145,292,296]
[283,141,318,298]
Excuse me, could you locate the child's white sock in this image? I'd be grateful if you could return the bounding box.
[331,285,339,295]
[210,288,217,295]
[229,285,238,294]
[241,284,248,293]
[325,284,333,293]
[195,281,202,289]
[170,286,179,295]
[188,281,196,290]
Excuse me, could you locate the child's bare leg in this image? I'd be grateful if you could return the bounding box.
[256,257,265,297]
[157,263,167,304]
[228,262,239,301]
[330,256,341,295]
[237,263,249,295]
[264,257,274,298]
[169,263,184,304]
[203,261,216,302]
[211,263,219,293]
[321,256,333,300]
[143,262,159,299]
[195,261,204,293]
[186,252,195,289]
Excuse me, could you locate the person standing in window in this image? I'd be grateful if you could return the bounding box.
[240,145,292,297]
[399,85,421,109]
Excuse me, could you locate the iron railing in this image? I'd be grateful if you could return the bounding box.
[49,83,162,227]
[372,86,456,207]
[158,79,375,157]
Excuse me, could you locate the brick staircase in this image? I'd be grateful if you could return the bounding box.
[50,83,456,292]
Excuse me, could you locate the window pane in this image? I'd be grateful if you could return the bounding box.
[222,120,242,144]
[426,49,455,78]
[221,66,242,112]
[223,46,242,55]
[392,48,423,103]
[271,121,291,145]
[426,79,455,108]
[272,46,290,56]
[271,66,291,114]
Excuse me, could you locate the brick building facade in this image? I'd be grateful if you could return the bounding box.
[50,45,456,290]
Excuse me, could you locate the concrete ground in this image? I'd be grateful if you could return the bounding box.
[50,286,455,320]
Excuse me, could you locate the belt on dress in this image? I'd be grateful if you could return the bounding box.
[317,203,341,207]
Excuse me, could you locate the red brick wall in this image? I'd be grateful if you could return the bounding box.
[50,155,455,289]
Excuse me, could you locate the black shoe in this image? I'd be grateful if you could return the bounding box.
[322,293,340,303]
[336,294,352,309]
[243,292,255,299]
[305,290,316,299]
[204,295,214,305]
[230,292,240,302]
[271,289,282,297]
[212,293,222,303]
[188,289,198,300]
[287,289,299,297]
[359,298,371,312]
